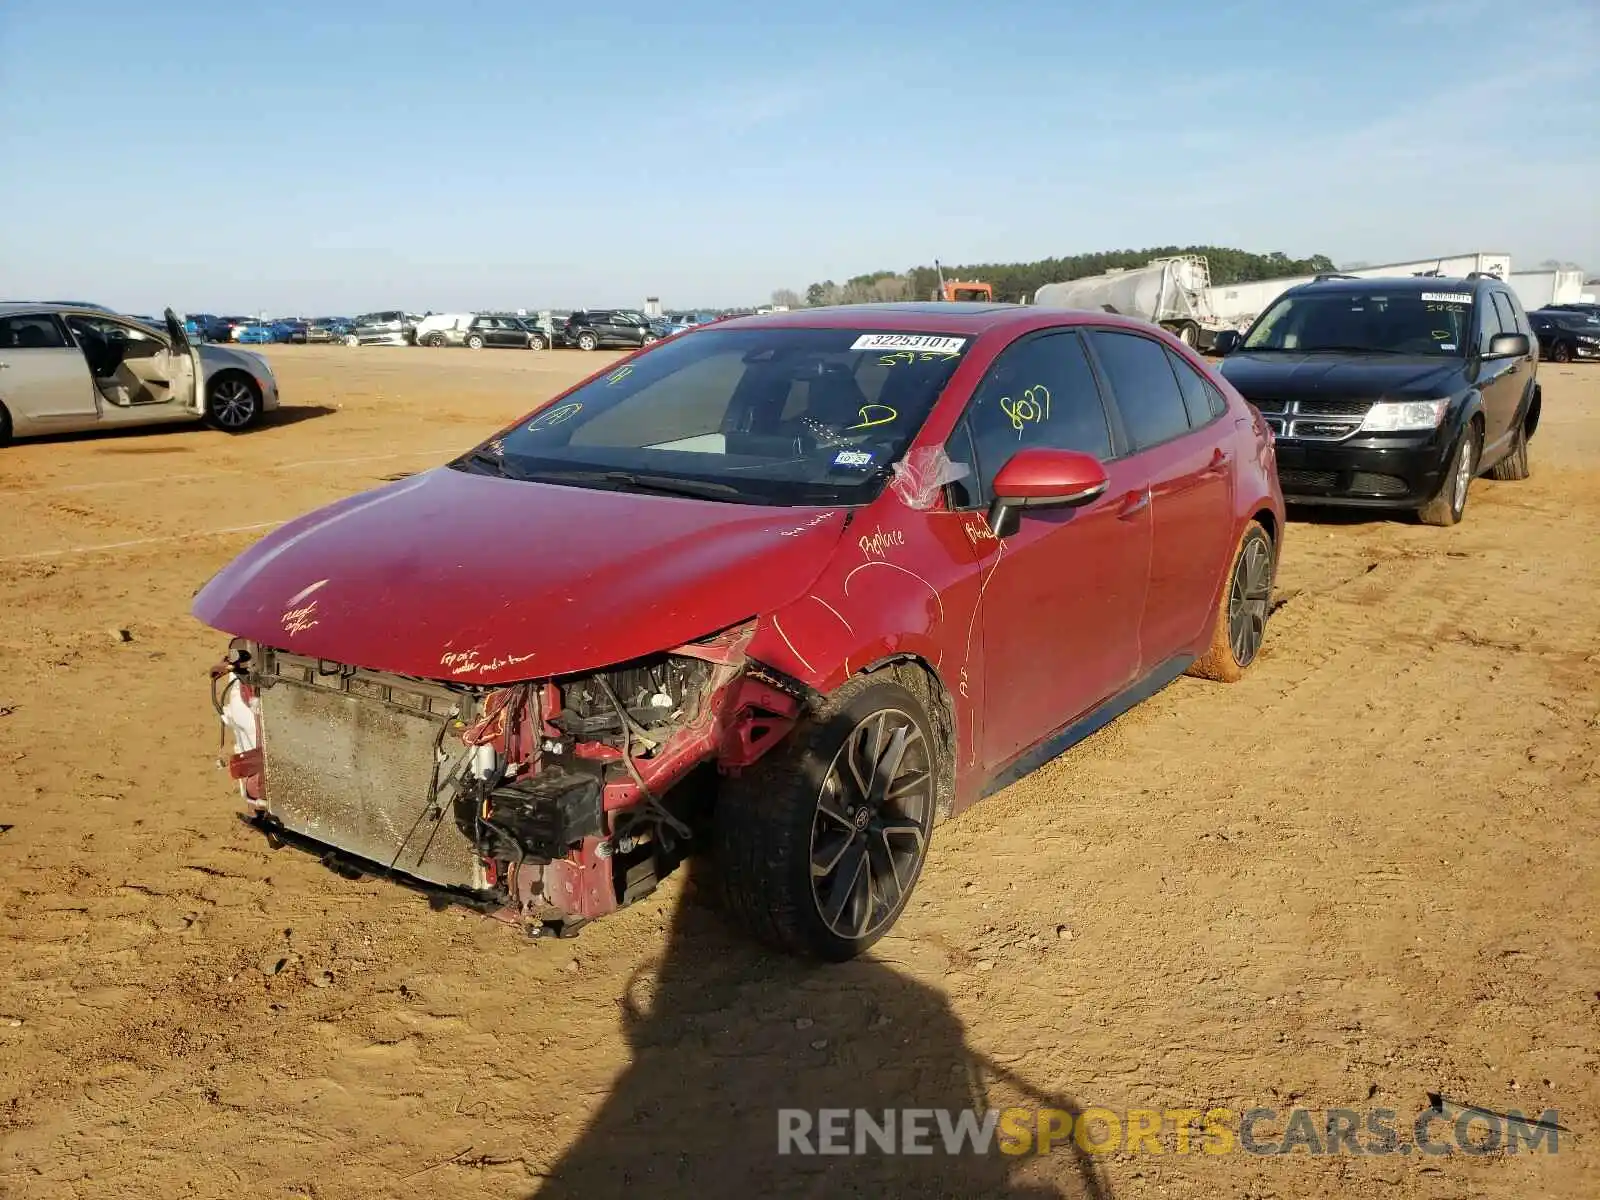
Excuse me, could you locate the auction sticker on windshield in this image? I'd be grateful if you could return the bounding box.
[1420,293,1473,305]
[850,334,967,354]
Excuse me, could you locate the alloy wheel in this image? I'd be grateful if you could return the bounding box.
[809,708,934,941]
[1453,435,1473,513]
[211,378,257,429]
[1227,535,1272,666]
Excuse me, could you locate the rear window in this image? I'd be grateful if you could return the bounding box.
[1090,331,1192,449]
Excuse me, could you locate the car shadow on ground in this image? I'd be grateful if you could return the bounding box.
[529,861,1110,1199]
[18,405,339,448]
[1284,502,1412,527]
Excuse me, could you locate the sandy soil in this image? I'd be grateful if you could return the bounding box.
[1,344,1597,1199]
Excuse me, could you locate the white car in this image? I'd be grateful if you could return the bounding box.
[0,304,280,443]
[413,313,476,347]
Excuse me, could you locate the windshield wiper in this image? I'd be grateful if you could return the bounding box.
[455,448,513,477]
[530,466,747,501]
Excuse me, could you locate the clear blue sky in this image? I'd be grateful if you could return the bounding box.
[3,0,1595,313]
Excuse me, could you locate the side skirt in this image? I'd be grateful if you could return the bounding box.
[981,654,1194,799]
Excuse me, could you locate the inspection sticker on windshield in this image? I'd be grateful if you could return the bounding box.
[832,449,876,469]
[850,334,966,355]
[1421,292,1472,304]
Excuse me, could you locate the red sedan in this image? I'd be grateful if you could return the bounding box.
[195,303,1283,959]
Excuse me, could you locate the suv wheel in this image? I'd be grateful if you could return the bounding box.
[1419,423,1479,526]
[466,334,485,350]
[576,331,598,351]
[426,332,447,348]
[343,333,359,347]
[716,676,938,960]
[529,333,547,350]
[1190,521,1273,682]
[1550,341,1574,363]
[642,333,659,346]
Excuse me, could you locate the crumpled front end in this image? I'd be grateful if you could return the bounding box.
[210,624,808,936]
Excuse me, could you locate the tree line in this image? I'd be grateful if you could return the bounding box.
[779,246,1338,308]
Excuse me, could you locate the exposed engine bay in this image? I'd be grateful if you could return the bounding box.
[211,624,807,937]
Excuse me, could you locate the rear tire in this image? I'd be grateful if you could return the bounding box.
[1487,417,1531,481]
[426,332,447,348]
[0,402,12,446]
[716,676,938,960]
[1176,322,1198,347]
[577,332,598,351]
[1418,423,1479,526]
[1190,521,1273,683]
[528,333,548,350]
[466,334,485,350]
[343,334,359,347]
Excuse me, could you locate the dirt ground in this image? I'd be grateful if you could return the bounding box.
[1,345,1596,1199]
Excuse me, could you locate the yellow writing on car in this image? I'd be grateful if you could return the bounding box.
[529,403,582,430]
[849,404,899,430]
[1000,383,1051,437]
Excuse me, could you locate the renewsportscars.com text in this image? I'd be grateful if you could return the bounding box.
[777,1105,1562,1158]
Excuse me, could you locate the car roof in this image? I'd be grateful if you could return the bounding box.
[0,301,163,325]
[710,301,1144,336]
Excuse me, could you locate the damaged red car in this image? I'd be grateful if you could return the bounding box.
[195,304,1284,959]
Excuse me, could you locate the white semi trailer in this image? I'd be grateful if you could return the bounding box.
[1509,269,1590,311]
[1205,252,1514,331]
[1033,255,1227,348]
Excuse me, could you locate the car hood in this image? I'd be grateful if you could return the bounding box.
[191,467,851,684]
[1219,353,1468,400]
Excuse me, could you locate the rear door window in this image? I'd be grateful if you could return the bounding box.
[0,313,71,349]
[1088,330,1192,449]
[1491,292,1521,338]
[1163,347,1218,429]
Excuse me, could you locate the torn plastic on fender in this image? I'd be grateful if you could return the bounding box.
[890,445,971,511]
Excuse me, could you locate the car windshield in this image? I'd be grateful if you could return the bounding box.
[1243,290,1473,356]
[453,327,970,505]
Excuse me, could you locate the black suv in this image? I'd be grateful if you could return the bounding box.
[1214,274,1540,526]
[562,310,660,352]
[1528,307,1600,363]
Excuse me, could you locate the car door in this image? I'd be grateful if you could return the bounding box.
[946,328,1152,771]
[1471,292,1518,448]
[493,318,521,348]
[1487,290,1534,446]
[1086,328,1235,670]
[0,312,98,431]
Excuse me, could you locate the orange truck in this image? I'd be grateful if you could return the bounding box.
[932,259,994,303]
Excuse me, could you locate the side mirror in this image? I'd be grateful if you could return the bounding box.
[1486,332,1529,359]
[1211,329,1242,355]
[986,448,1110,538]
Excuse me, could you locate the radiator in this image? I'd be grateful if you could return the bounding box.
[258,653,488,892]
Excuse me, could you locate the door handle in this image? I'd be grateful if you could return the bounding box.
[1118,487,1151,519]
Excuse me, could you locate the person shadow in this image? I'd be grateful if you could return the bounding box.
[529,860,1111,1199]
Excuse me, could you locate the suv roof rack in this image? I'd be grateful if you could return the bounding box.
[1464,271,1501,280]
[1313,272,1359,282]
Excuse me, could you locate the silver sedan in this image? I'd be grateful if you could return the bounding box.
[0,304,280,444]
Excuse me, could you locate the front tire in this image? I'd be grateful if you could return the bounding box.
[1550,341,1574,364]
[1487,416,1531,481]
[343,334,359,347]
[1418,423,1479,526]
[528,333,547,350]
[716,676,938,960]
[426,332,447,348]
[1190,521,1273,682]
[204,374,262,432]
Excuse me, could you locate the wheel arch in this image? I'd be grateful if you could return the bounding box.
[0,397,12,444]
[851,652,958,821]
[1524,384,1542,441]
[206,366,260,397]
